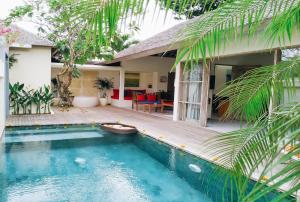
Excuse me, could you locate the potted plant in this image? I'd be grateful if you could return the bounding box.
[95,78,114,106]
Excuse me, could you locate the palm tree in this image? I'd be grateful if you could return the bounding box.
[97,33,139,61]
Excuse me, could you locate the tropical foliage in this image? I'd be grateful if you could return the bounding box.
[97,33,139,61]
[8,53,18,68]
[9,82,54,115]
[6,0,142,107]
[174,0,300,68]
[161,0,223,19]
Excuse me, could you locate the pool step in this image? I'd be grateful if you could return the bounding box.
[4,131,105,143]
[5,126,102,136]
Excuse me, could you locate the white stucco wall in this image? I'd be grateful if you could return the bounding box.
[121,56,175,92]
[0,37,8,136]
[9,46,52,89]
[214,65,232,94]
[51,67,120,97]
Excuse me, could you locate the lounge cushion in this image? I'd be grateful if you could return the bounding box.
[137,94,146,101]
[147,95,156,101]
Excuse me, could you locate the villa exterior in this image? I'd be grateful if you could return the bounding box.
[102,17,300,127]
[51,56,175,108]
[0,26,52,136]
[8,26,52,89]
[1,13,300,135]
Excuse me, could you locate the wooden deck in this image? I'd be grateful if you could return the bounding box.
[6,106,219,162]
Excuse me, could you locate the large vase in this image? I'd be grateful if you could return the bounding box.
[99,98,108,106]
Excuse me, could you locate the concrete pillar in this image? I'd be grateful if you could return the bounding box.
[199,62,211,127]
[268,49,281,116]
[173,63,182,121]
[119,69,125,101]
[152,72,158,92]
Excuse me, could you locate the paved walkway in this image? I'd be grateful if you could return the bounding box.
[6,106,219,162]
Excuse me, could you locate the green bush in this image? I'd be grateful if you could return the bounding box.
[9,82,54,115]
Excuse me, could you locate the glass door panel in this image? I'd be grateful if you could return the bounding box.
[179,63,203,121]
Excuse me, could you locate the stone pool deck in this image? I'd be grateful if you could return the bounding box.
[6,106,219,162]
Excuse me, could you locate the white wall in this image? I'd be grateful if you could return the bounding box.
[214,65,232,94]
[9,46,52,89]
[51,68,120,97]
[0,37,8,136]
[121,56,175,92]
[213,52,274,66]
[99,70,120,89]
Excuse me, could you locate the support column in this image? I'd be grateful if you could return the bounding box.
[152,72,158,92]
[173,63,182,121]
[199,61,211,127]
[119,69,125,101]
[268,49,281,116]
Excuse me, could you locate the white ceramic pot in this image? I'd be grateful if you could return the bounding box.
[99,98,108,106]
[73,96,99,108]
[106,91,112,104]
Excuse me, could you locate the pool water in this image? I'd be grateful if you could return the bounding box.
[0,125,295,202]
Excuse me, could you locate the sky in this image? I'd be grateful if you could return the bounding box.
[0,0,185,40]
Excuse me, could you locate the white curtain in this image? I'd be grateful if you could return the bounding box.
[186,64,202,121]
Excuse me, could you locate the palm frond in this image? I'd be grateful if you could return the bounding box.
[265,1,300,46]
[174,0,300,69]
[71,0,148,48]
[217,57,300,122]
[206,103,300,200]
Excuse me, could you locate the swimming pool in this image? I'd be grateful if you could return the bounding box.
[0,125,295,201]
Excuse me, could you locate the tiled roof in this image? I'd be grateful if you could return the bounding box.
[108,0,297,63]
[10,25,52,47]
[111,18,197,62]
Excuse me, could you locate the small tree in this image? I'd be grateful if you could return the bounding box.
[0,23,11,36]
[6,0,142,107]
[5,1,92,106]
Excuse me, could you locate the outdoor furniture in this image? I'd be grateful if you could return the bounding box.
[161,100,174,112]
[144,103,162,113]
[132,93,161,112]
[111,89,146,100]
[132,93,146,110]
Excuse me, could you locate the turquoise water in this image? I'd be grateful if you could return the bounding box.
[0,125,295,202]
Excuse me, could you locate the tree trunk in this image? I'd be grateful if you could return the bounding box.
[57,64,73,107]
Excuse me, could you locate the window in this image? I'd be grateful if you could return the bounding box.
[125,73,140,87]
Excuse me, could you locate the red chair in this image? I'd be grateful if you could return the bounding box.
[132,93,147,111]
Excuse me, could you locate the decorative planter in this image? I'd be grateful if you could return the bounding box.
[99,98,108,106]
[73,96,99,108]
[107,91,112,105]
